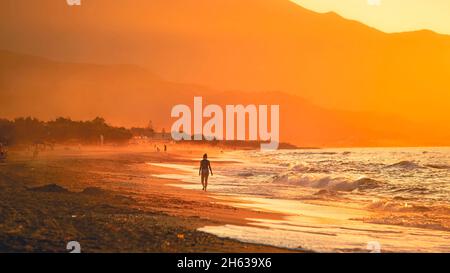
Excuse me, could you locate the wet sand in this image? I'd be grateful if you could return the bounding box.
[0,144,297,253]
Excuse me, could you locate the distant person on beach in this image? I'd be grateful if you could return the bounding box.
[32,144,39,159]
[199,153,213,191]
[0,143,6,161]
[164,144,167,152]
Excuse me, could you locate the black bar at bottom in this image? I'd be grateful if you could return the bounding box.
[0,253,445,272]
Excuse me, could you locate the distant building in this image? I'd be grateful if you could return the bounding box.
[151,132,172,140]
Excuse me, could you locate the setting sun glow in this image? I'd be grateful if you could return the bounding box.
[292,0,450,34]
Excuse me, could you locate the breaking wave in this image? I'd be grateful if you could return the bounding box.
[385,160,422,169]
[426,164,450,170]
[272,174,383,192]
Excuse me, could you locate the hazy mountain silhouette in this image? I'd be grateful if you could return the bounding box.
[2,50,448,147]
[1,0,450,125]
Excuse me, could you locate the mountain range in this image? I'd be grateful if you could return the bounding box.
[1,0,450,146]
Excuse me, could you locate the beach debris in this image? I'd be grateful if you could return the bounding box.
[177,233,185,240]
[314,189,337,196]
[28,183,70,193]
[81,187,108,195]
[314,189,329,195]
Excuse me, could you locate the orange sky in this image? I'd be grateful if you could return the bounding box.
[1,0,450,146]
[292,0,450,34]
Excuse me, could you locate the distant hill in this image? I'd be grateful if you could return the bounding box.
[1,50,449,147]
[1,0,450,125]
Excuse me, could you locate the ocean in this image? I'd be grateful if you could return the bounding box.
[151,147,450,252]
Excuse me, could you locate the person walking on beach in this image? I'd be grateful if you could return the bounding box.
[199,153,213,191]
[0,143,6,162]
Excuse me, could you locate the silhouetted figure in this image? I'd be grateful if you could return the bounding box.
[32,144,39,159]
[199,153,213,191]
[0,143,6,162]
[164,144,167,152]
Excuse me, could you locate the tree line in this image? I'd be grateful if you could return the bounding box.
[0,117,133,145]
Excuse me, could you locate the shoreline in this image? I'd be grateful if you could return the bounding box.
[0,144,301,253]
[153,147,450,252]
[3,144,450,252]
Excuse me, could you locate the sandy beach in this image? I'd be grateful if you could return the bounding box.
[3,143,450,253]
[0,143,297,253]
